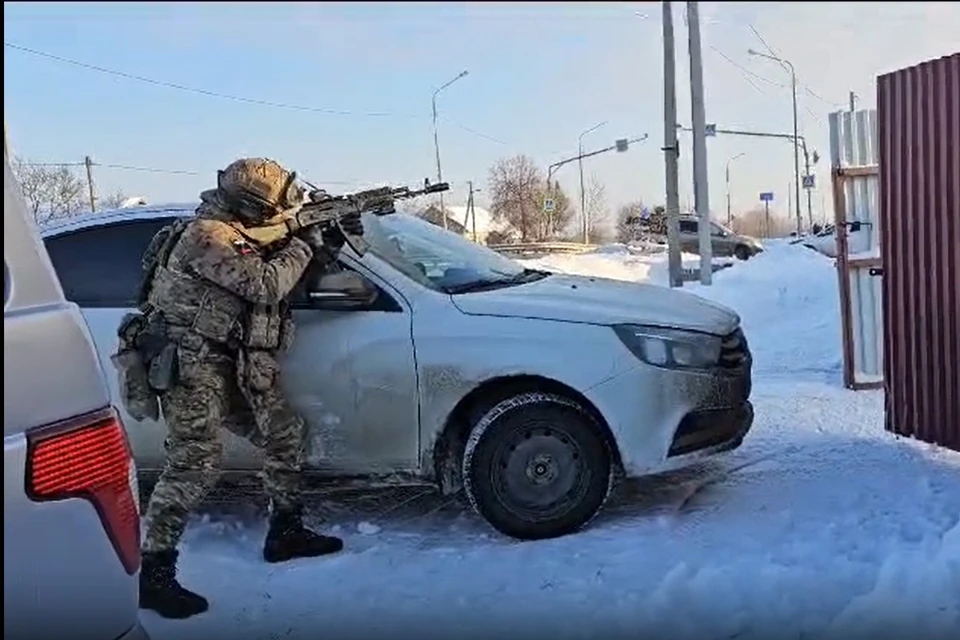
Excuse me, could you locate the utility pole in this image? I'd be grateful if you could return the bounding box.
[431,70,469,230]
[662,1,683,288]
[84,155,96,213]
[748,49,802,235]
[802,142,813,230]
[686,1,712,285]
[725,152,746,227]
[466,180,478,243]
[849,91,857,113]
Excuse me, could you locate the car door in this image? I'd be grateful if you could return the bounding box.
[43,217,185,472]
[709,222,735,257]
[678,219,700,253]
[283,257,420,475]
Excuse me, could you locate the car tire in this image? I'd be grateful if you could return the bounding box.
[734,245,752,261]
[462,391,613,540]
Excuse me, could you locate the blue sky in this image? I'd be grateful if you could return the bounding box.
[4,1,959,225]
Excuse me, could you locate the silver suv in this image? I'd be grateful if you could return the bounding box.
[3,156,148,640]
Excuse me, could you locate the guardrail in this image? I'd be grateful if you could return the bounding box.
[488,242,598,257]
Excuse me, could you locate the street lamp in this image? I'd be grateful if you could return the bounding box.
[432,69,469,229]
[725,152,746,226]
[578,121,607,243]
[748,48,802,235]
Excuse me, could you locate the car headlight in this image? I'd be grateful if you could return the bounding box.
[613,324,723,370]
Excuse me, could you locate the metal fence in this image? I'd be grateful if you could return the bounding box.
[877,52,960,452]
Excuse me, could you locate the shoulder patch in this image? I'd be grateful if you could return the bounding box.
[232,238,256,256]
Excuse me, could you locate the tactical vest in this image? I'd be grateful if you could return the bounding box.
[139,218,284,350]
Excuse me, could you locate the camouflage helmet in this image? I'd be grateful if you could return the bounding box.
[216,157,304,225]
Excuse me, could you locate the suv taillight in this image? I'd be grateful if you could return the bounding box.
[26,407,141,575]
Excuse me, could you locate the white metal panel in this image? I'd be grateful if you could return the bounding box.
[829,109,884,384]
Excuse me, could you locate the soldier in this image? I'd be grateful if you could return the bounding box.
[133,158,364,619]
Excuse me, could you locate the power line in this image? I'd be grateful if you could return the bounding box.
[710,45,824,126]
[18,158,444,187]
[4,41,508,145]
[710,45,780,94]
[4,41,414,119]
[746,24,843,110]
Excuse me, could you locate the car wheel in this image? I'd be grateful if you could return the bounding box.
[462,392,613,540]
[734,245,752,261]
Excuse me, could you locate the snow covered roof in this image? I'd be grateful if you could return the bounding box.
[443,205,502,234]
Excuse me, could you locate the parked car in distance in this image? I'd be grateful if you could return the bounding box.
[41,203,754,541]
[677,215,764,260]
[4,158,148,640]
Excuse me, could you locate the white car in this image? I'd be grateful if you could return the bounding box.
[41,205,754,540]
[5,158,148,639]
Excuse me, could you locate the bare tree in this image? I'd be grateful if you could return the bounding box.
[615,201,644,244]
[583,174,612,244]
[729,207,793,238]
[488,155,575,242]
[488,155,542,242]
[49,165,86,217]
[9,156,88,224]
[100,189,128,210]
[10,157,56,221]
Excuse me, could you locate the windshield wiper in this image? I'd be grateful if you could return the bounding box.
[443,268,550,295]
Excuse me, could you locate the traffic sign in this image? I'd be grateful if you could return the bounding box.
[542,198,556,213]
[759,192,774,202]
[802,174,816,189]
[615,138,629,152]
[705,123,717,137]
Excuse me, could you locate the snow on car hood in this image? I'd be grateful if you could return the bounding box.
[450,273,741,335]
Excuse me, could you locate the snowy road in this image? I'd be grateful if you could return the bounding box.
[142,243,960,640]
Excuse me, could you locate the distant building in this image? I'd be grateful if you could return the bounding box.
[443,205,504,244]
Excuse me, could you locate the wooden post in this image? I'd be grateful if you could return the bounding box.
[84,155,96,212]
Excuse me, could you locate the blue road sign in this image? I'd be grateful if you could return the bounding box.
[759,192,774,202]
[705,123,717,137]
[802,174,816,189]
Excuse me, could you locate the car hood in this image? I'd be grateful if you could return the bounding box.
[450,273,740,335]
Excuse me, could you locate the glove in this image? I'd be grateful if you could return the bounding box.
[339,210,364,237]
[297,224,327,252]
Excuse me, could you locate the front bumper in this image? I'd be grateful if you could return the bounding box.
[584,329,754,476]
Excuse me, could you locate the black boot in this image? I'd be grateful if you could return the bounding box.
[139,549,209,619]
[263,505,344,563]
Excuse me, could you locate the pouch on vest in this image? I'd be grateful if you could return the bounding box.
[148,342,179,392]
[243,304,283,350]
[111,349,160,422]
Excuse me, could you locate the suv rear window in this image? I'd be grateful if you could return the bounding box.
[44,218,178,307]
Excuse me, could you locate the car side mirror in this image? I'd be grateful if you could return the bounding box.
[308,271,379,310]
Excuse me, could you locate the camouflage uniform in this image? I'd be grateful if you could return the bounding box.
[131,158,350,621]
[140,199,316,554]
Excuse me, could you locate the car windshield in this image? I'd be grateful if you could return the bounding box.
[360,212,549,294]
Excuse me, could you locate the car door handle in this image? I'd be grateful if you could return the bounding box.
[309,291,351,300]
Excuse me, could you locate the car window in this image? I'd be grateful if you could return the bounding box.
[45,217,179,307]
[363,212,528,292]
[710,223,726,236]
[679,219,698,234]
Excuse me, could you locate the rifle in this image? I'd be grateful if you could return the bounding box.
[240,178,450,254]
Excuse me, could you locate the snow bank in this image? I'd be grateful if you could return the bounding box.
[523,241,843,383]
[521,245,708,286]
[687,243,843,382]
